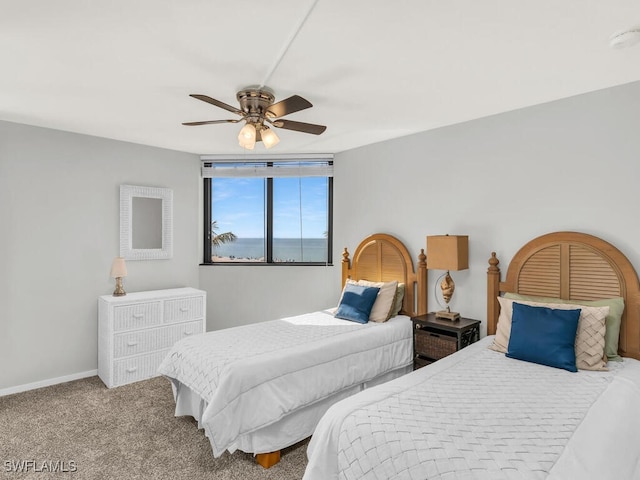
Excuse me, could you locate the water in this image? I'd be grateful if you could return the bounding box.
[212,238,328,263]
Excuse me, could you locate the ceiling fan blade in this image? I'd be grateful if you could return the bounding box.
[272,119,327,135]
[266,95,312,118]
[182,119,241,126]
[189,94,243,115]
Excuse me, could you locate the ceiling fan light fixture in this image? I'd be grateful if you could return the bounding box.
[261,126,280,149]
[238,123,257,149]
[184,87,326,148]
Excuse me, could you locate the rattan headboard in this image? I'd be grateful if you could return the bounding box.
[487,231,640,360]
[342,233,427,317]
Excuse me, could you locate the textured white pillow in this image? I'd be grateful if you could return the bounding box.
[491,297,609,371]
[341,279,398,322]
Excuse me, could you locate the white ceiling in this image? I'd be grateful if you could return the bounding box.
[2,1,640,155]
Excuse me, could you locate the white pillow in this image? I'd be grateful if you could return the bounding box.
[340,279,398,322]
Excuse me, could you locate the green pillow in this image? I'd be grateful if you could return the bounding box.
[391,283,405,316]
[504,292,625,361]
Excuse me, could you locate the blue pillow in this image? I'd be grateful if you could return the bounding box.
[334,283,380,324]
[506,302,581,372]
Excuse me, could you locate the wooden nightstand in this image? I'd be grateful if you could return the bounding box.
[411,313,481,369]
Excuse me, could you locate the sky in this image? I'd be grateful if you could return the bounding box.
[212,176,328,238]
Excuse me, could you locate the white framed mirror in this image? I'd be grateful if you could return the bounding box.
[120,185,173,260]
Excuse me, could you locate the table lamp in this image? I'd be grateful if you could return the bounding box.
[426,235,469,320]
[110,257,128,297]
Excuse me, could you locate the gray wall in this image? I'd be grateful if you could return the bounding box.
[199,265,336,331]
[199,81,640,336]
[3,79,640,391]
[0,121,200,390]
[333,80,640,334]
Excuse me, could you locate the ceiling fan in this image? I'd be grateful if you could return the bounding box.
[182,86,326,149]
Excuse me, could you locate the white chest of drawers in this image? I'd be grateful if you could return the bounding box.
[98,287,206,388]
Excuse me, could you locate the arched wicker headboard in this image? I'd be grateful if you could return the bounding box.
[487,231,640,360]
[342,233,427,317]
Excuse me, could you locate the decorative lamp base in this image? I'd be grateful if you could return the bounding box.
[435,310,460,321]
[113,277,126,297]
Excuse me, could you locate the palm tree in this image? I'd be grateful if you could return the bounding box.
[211,221,237,247]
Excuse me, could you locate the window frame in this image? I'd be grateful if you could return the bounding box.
[202,157,333,266]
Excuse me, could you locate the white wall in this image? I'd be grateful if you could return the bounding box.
[333,80,640,335]
[0,121,200,390]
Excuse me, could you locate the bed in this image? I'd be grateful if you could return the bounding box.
[303,231,640,480]
[158,233,427,467]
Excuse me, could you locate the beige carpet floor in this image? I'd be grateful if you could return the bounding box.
[0,376,309,479]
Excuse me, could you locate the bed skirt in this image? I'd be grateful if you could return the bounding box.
[167,363,412,456]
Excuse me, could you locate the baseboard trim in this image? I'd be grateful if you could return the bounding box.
[0,370,98,397]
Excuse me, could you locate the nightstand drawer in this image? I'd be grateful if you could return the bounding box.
[411,313,481,370]
[114,320,203,358]
[415,329,457,360]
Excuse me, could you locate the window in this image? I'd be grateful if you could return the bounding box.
[202,156,333,265]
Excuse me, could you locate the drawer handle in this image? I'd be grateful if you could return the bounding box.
[126,367,138,373]
[180,307,189,312]
[133,313,144,319]
[127,341,139,347]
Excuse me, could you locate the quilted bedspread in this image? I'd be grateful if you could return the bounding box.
[157,310,412,456]
[304,336,640,480]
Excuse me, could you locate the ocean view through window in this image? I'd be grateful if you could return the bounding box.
[202,156,333,265]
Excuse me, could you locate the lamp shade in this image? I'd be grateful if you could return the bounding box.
[426,235,469,271]
[261,126,280,149]
[238,123,257,149]
[110,257,128,278]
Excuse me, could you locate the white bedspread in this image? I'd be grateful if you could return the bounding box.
[158,310,412,456]
[304,336,640,480]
